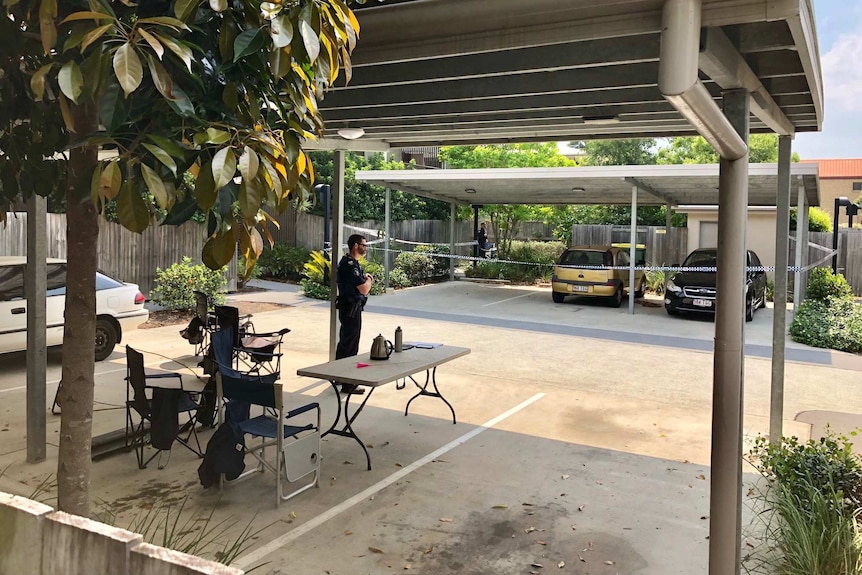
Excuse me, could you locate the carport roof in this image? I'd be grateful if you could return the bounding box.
[308,0,823,150]
[355,162,820,207]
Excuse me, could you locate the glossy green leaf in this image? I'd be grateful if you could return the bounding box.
[239,179,261,223]
[60,10,114,23]
[137,17,191,31]
[58,60,83,103]
[100,161,121,200]
[260,158,283,200]
[80,23,113,53]
[193,128,230,146]
[239,146,259,183]
[299,3,319,62]
[39,0,57,54]
[147,135,186,159]
[90,163,102,207]
[270,15,292,48]
[194,161,217,212]
[142,143,178,176]
[218,21,236,61]
[202,226,237,270]
[117,181,150,233]
[211,147,236,190]
[146,54,175,100]
[154,33,193,72]
[30,64,53,101]
[165,83,195,117]
[209,0,228,13]
[137,28,164,59]
[81,47,105,98]
[174,0,199,22]
[113,42,143,97]
[99,81,129,132]
[140,163,169,210]
[233,28,264,62]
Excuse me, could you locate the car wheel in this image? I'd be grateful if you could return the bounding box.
[745,296,754,322]
[634,278,646,299]
[608,285,623,308]
[94,318,118,361]
[552,291,565,303]
[758,290,767,309]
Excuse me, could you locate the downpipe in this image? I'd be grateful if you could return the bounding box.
[658,0,747,161]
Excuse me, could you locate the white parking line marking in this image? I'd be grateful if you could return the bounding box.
[233,392,546,571]
[481,292,536,307]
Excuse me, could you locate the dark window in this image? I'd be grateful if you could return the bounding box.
[96,272,124,291]
[853,182,862,191]
[46,264,67,297]
[0,265,24,301]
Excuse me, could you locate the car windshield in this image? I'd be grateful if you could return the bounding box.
[559,250,607,266]
[683,250,717,268]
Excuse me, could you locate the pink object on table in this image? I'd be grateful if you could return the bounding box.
[356,362,370,368]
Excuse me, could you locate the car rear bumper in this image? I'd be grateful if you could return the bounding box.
[115,309,149,330]
[552,280,617,297]
[665,293,716,314]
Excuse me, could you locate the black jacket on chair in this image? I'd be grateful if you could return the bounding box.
[198,422,246,488]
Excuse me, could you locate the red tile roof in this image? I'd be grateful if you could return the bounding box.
[800,159,862,179]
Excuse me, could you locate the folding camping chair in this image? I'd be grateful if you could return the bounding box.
[125,346,203,469]
[215,371,321,505]
[214,305,290,377]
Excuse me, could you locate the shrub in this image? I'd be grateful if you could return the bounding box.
[257,243,310,281]
[791,206,832,232]
[645,265,665,295]
[300,278,330,300]
[150,257,227,310]
[789,296,862,353]
[745,433,862,575]
[388,267,412,289]
[394,251,435,284]
[806,268,853,301]
[363,261,386,295]
[414,244,451,277]
[302,250,331,285]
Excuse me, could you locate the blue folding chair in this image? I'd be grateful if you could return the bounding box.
[215,372,321,505]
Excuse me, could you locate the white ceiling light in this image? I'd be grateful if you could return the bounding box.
[572,187,585,193]
[583,116,620,125]
[465,188,477,194]
[337,127,365,140]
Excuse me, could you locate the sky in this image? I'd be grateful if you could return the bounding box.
[793,1,862,160]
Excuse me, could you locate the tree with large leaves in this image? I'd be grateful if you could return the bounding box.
[0,0,361,516]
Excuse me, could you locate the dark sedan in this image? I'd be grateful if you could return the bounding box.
[665,248,768,322]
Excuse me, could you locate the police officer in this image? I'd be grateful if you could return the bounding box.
[477,222,488,258]
[336,234,374,393]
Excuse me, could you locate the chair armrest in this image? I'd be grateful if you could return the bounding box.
[253,328,291,338]
[286,402,319,419]
[235,346,282,360]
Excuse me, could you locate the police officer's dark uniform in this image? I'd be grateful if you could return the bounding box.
[335,253,367,360]
[477,225,488,257]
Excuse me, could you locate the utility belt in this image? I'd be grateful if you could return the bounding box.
[336,295,366,318]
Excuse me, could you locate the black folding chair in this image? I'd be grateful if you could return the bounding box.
[124,346,203,469]
[214,305,289,378]
[215,371,321,505]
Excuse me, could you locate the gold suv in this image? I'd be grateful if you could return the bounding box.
[551,246,646,308]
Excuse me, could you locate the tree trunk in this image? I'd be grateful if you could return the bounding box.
[57,103,100,517]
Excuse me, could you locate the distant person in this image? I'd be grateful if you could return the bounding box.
[336,234,374,394]
[477,222,488,257]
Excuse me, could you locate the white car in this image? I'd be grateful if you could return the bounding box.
[0,257,149,361]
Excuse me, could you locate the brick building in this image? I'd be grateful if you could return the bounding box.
[800,159,862,222]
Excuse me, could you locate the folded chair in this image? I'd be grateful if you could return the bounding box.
[215,371,321,505]
[125,346,203,469]
[214,305,289,378]
[191,291,218,356]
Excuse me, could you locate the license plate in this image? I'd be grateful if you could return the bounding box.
[571,285,589,293]
[693,298,713,307]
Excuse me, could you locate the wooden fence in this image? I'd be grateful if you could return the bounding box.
[1,212,237,297]
[570,224,689,266]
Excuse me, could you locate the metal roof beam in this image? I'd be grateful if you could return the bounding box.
[624,176,678,207]
[698,27,795,136]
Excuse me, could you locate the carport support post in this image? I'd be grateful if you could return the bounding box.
[792,187,807,319]
[665,203,673,295]
[710,88,748,575]
[472,205,480,267]
[384,188,391,291]
[26,194,47,463]
[329,150,346,360]
[629,185,638,314]
[770,135,792,444]
[449,203,456,281]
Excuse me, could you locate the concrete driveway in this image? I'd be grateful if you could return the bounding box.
[0,279,859,574]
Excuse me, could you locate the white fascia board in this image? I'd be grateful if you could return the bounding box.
[677,205,777,213]
[302,138,392,153]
